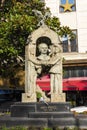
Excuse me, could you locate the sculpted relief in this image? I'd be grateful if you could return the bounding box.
[23,25,65,102]
[28,36,62,92]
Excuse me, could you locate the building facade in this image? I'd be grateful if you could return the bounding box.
[44,0,87,106]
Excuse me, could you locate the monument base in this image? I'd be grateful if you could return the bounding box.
[0,102,85,128]
[51,93,66,102]
[22,93,37,102]
[8,102,76,128]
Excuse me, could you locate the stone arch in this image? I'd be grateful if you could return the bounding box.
[26,25,61,58]
[27,25,60,46]
[23,25,65,102]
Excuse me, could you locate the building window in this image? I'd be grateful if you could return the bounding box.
[63,66,87,79]
[60,0,76,13]
[62,30,77,52]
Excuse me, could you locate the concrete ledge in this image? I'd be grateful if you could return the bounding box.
[0,116,48,127]
[0,115,87,128]
[29,112,74,118]
[48,118,76,128]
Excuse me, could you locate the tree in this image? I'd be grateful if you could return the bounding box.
[0,0,74,79]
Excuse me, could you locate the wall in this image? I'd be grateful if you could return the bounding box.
[45,0,87,53]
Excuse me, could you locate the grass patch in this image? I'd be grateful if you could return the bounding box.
[0,126,86,130]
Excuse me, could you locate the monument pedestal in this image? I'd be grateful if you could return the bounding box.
[11,102,72,117]
[7,102,76,128]
[22,93,37,102]
[0,102,87,128]
[51,93,66,102]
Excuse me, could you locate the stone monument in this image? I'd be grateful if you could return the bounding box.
[6,21,76,128]
[22,25,65,102]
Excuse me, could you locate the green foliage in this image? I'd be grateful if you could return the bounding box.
[11,126,27,130]
[0,0,45,77]
[36,92,42,99]
[46,17,61,31]
[0,126,81,130]
[0,0,74,78]
[0,126,27,130]
[0,126,53,130]
[43,128,52,130]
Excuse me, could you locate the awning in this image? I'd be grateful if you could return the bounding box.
[36,76,87,91]
[63,77,87,91]
[36,75,50,91]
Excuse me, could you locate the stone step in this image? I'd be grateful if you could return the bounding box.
[77,116,87,129]
[1,115,87,129]
[0,116,76,128]
[48,117,76,128]
[28,112,74,118]
[0,116,47,128]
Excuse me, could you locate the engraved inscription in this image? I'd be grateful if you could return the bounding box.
[40,106,57,112]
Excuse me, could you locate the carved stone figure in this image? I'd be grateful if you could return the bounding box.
[37,43,50,61]
[22,25,65,102]
[32,10,51,26]
[49,45,62,94]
